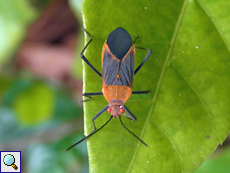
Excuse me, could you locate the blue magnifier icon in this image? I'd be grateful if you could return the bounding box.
[3,154,18,170]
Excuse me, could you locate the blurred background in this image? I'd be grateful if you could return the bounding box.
[0,0,229,173]
[0,0,88,172]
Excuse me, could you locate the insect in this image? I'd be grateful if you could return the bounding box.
[67,27,152,151]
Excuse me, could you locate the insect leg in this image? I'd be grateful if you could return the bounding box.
[66,115,113,151]
[81,28,102,77]
[133,35,139,44]
[79,92,103,103]
[132,90,150,94]
[122,113,136,120]
[119,115,147,146]
[123,105,137,120]
[83,92,103,96]
[92,105,110,131]
[134,47,152,75]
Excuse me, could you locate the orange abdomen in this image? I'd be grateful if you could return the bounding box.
[102,85,132,104]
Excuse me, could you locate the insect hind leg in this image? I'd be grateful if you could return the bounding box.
[81,28,102,77]
[133,35,139,44]
[132,90,150,94]
[134,47,152,75]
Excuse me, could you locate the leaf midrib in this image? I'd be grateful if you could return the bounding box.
[126,0,188,172]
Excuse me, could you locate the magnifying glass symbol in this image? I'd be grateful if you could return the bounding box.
[3,154,18,170]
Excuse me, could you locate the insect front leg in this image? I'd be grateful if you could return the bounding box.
[123,105,137,120]
[90,105,110,132]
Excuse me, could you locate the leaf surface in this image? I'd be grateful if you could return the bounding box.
[80,0,230,172]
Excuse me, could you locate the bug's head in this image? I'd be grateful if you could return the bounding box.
[108,100,125,118]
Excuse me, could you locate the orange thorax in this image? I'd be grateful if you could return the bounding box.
[102,85,132,104]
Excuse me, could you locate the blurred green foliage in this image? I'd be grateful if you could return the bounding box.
[0,0,37,64]
[195,146,230,173]
[0,0,88,172]
[2,80,55,125]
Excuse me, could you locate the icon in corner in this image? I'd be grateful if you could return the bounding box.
[1,151,21,173]
[3,154,18,170]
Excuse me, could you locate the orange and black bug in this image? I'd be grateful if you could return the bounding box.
[67,27,152,151]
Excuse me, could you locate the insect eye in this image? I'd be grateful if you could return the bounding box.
[107,108,111,113]
[120,108,125,114]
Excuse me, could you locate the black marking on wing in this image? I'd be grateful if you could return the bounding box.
[107,27,132,60]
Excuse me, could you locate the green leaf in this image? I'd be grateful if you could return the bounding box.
[198,0,230,46]
[195,147,230,173]
[80,0,230,172]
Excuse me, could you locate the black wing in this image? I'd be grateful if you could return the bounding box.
[107,27,132,60]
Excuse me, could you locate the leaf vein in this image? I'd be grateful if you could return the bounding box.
[195,0,230,51]
[153,123,184,172]
[171,65,222,143]
[127,1,188,172]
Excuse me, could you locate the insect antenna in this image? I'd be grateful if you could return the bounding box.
[67,115,113,151]
[119,115,148,146]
